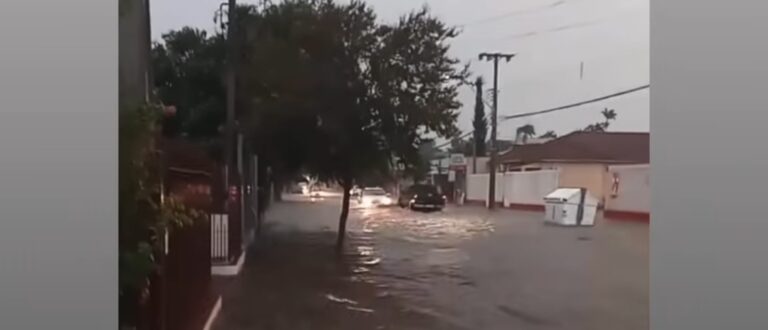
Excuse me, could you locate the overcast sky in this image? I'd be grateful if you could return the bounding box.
[151,0,649,140]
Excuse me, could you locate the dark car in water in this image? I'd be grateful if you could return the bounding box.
[398,184,446,211]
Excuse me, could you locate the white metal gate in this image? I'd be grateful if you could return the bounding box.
[210,213,229,262]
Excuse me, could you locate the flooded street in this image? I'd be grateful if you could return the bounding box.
[213,197,648,330]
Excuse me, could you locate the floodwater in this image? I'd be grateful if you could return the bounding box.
[213,197,648,330]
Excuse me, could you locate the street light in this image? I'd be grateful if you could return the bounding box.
[479,53,515,62]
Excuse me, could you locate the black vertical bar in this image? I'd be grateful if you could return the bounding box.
[576,188,586,225]
[488,56,499,209]
[217,216,220,259]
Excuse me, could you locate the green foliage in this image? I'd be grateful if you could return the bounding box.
[151,1,467,184]
[515,124,536,144]
[582,108,617,132]
[119,103,160,326]
[539,130,558,139]
[152,28,227,140]
[149,1,468,249]
[238,0,468,186]
[119,242,154,296]
[119,103,207,315]
[119,103,160,259]
[158,196,208,232]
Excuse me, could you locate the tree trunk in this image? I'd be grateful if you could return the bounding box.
[335,178,353,253]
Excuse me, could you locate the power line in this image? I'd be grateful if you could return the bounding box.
[501,84,649,120]
[458,1,567,28]
[435,84,649,149]
[496,19,602,41]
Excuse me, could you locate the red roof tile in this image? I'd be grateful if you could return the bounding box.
[499,131,649,165]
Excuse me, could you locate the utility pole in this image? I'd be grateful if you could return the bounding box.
[472,140,477,174]
[223,0,250,251]
[478,52,515,209]
[224,0,237,195]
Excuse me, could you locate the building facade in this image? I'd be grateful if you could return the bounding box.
[499,132,649,206]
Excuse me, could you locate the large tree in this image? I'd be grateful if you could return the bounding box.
[238,0,467,250]
[152,28,227,139]
[472,77,487,156]
[151,1,467,251]
[151,5,279,209]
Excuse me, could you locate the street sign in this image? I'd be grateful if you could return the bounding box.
[450,154,466,166]
[449,154,466,171]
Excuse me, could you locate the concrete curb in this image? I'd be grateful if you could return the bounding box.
[202,296,222,330]
[211,250,246,276]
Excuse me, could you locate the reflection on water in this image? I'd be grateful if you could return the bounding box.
[325,293,360,306]
[214,204,483,330]
[346,306,375,313]
[356,206,495,244]
[324,206,496,329]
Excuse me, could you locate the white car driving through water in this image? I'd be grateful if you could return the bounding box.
[357,187,392,207]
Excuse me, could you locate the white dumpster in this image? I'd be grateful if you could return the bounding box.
[543,188,598,226]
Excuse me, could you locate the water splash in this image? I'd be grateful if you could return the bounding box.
[325,294,358,306]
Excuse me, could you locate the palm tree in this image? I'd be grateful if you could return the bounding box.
[515,124,536,144]
[539,130,558,139]
[601,108,617,121]
[582,108,618,132]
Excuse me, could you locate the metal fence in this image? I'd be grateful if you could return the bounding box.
[210,213,229,263]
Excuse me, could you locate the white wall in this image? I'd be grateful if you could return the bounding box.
[467,173,504,202]
[502,170,560,207]
[467,157,490,174]
[467,170,558,206]
[553,163,608,205]
[605,164,650,213]
[466,164,649,213]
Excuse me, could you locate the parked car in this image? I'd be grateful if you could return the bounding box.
[398,184,446,211]
[358,187,393,207]
[288,183,304,194]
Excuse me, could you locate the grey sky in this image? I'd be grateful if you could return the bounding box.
[151,0,649,139]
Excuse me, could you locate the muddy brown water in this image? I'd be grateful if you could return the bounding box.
[213,199,648,330]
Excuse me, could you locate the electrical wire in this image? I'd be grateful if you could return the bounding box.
[501,84,648,120]
[434,84,649,149]
[458,1,567,28]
